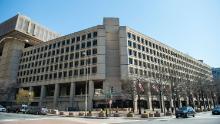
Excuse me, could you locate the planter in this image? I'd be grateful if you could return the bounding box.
[154,111,160,117]
[127,112,134,117]
[165,111,172,116]
[69,112,74,116]
[149,113,154,117]
[87,111,92,116]
[98,111,105,117]
[141,113,149,118]
[59,111,64,115]
[113,111,120,117]
[79,112,85,116]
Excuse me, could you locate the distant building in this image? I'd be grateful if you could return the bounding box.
[0,14,213,111]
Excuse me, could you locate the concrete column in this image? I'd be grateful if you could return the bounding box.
[69,82,75,107]
[133,95,138,112]
[88,80,94,110]
[146,83,152,110]
[39,85,46,106]
[53,83,60,109]
[0,39,25,102]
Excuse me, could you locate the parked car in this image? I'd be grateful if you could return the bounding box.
[7,104,28,113]
[0,105,6,112]
[26,106,48,115]
[212,106,220,115]
[176,106,196,118]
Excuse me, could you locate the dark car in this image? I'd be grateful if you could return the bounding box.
[26,106,48,115]
[6,104,28,113]
[176,106,195,118]
[212,106,220,115]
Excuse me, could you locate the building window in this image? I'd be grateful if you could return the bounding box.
[76,36,80,42]
[93,32,97,37]
[75,61,79,67]
[71,45,74,51]
[82,35,86,41]
[63,71,67,77]
[87,49,91,56]
[87,33,91,39]
[81,51,86,58]
[62,40,66,46]
[128,40,132,47]
[80,68,84,75]
[92,57,97,64]
[92,49,97,55]
[129,58,133,64]
[74,69,78,76]
[59,72,62,78]
[80,60,85,66]
[69,70,73,77]
[70,53,74,60]
[92,67,97,74]
[64,63,68,68]
[81,42,86,49]
[93,40,97,46]
[75,52,79,59]
[76,44,80,50]
[87,41,91,47]
[127,32,131,39]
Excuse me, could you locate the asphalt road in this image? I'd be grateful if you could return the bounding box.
[120,112,220,124]
[0,111,219,124]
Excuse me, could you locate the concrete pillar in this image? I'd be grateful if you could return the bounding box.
[0,39,25,102]
[133,95,138,112]
[88,80,94,110]
[146,83,152,110]
[39,85,46,106]
[69,82,75,107]
[53,83,60,109]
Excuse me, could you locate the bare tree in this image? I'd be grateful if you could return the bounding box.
[121,76,145,114]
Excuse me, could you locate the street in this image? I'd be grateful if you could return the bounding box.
[0,111,219,124]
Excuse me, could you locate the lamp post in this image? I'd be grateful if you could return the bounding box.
[82,51,89,116]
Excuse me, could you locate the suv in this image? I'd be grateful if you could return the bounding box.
[212,106,220,115]
[176,106,195,118]
[26,106,48,115]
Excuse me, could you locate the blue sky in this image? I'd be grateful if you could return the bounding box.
[0,0,219,67]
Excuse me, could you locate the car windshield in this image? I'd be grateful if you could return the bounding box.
[214,107,220,109]
[179,107,187,111]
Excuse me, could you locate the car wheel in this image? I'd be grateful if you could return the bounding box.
[176,116,179,118]
[185,114,188,118]
[193,114,195,117]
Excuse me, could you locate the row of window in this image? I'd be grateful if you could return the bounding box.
[127,32,210,73]
[22,39,97,58]
[18,57,97,75]
[18,66,97,83]
[128,67,196,80]
[20,48,97,64]
[128,57,199,76]
[128,42,210,75]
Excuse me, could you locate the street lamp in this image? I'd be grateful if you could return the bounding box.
[82,51,89,116]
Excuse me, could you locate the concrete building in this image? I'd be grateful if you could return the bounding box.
[0,14,60,105]
[212,68,220,104]
[0,14,213,111]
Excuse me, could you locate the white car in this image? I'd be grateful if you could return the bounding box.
[0,105,6,112]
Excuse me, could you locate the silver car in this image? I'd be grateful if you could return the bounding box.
[0,105,6,112]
